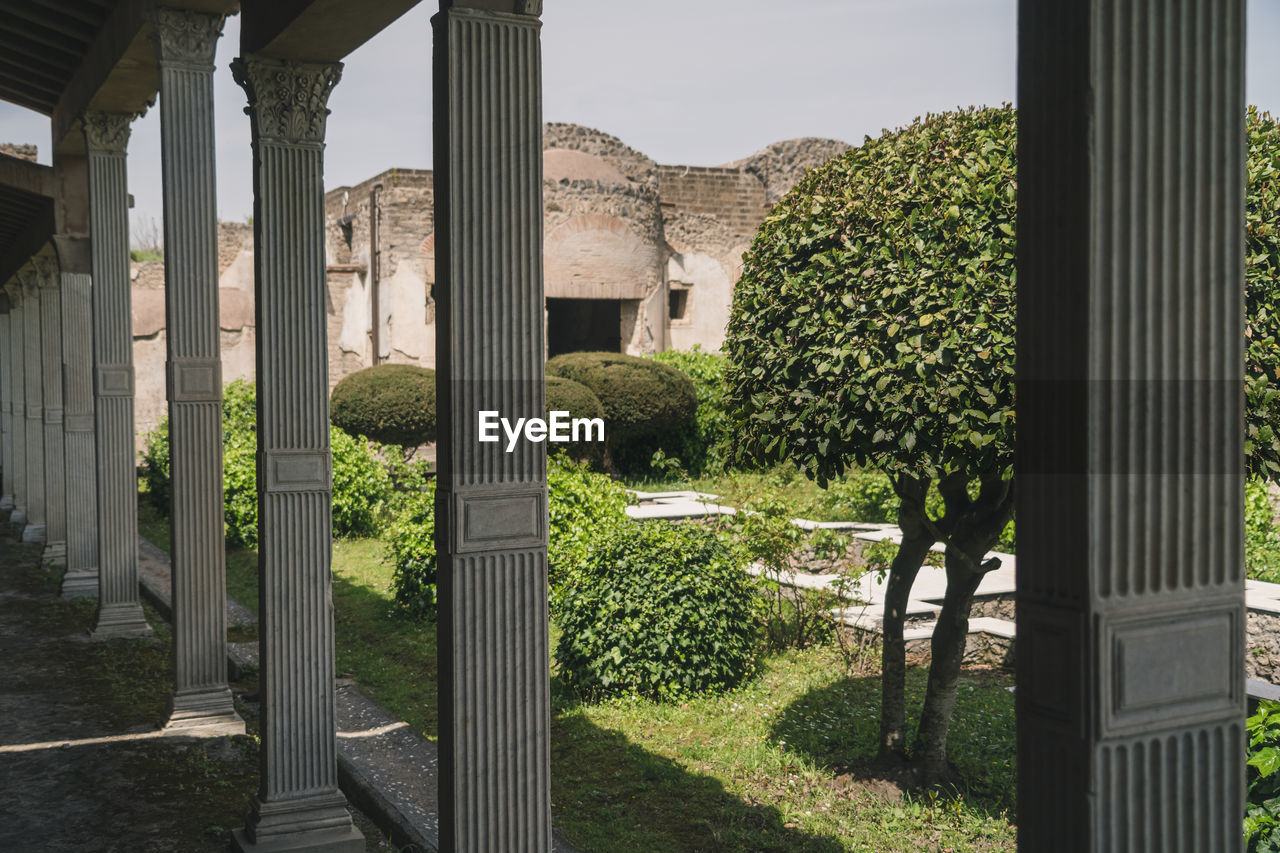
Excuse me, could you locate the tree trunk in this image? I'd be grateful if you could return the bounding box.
[913,549,985,785]
[876,479,935,763]
[876,530,934,761]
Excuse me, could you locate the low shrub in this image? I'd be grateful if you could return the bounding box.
[647,347,731,476]
[546,351,697,471]
[387,480,438,619]
[555,521,759,701]
[388,454,630,617]
[1248,477,1280,583]
[1247,699,1280,851]
[331,363,437,451]
[140,379,392,547]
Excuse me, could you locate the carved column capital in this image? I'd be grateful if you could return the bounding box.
[82,111,140,154]
[232,56,343,146]
[33,253,58,291]
[17,263,42,299]
[149,7,224,69]
[443,0,543,17]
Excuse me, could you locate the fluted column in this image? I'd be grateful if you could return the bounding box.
[6,281,26,528]
[434,3,552,848]
[84,111,150,638]
[151,7,242,737]
[54,236,99,598]
[1017,2,1245,851]
[38,251,66,563]
[0,295,12,511]
[231,55,362,853]
[18,263,45,544]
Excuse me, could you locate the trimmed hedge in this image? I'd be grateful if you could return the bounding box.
[546,351,696,469]
[545,376,606,462]
[331,363,437,450]
[555,520,759,701]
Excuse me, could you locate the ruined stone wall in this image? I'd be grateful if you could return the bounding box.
[722,137,852,204]
[130,222,256,448]
[544,123,667,354]
[0,143,36,162]
[656,165,769,240]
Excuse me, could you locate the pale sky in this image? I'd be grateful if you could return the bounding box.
[2,0,1280,245]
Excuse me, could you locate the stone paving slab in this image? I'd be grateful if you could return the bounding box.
[626,500,738,520]
[627,489,720,502]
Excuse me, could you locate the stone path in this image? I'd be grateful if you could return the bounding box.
[135,533,578,853]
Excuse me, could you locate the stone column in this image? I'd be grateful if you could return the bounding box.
[84,111,150,638]
[38,252,66,564]
[1016,2,1245,851]
[231,55,362,853]
[18,263,46,544]
[0,295,12,511]
[433,3,552,848]
[54,236,99,598]
[150,7,242,736]
[6,281,26,528]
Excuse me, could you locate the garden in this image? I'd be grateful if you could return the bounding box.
[138,104,1280,851]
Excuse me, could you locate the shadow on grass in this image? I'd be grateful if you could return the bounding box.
[768,666,1017,818]
[551,709,844,853]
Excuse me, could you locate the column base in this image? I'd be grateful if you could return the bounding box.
[232,792,364,853]
[91,601,152,639]
[0,495,12,510]
[41,541,66,569]
[9,506,26,528]
[21,522,46,543]
[60,568,99,598]
[163,687,245,737]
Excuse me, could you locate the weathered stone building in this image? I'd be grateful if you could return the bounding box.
[128,125,851,442]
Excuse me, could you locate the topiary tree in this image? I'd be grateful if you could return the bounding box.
[546,351,697,472]
[728,103,1280,786]
[330,363,437,454]
[728,106,1017,785]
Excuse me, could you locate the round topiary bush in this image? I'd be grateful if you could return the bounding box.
[546,351,697,466]
[545,376,605,461]
[555,520,759,701]
[330,363,437,450]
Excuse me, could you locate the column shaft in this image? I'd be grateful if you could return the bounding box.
[54,236,99,598]
[20,270,45,542]
[151,7,241,736]
[434,6,552,849]
[84,112,149,637]
[40,256,67,558]
[232,54,362,853]
[1,297,12,510]
[8,291,26,526]
[1016,2,1246,850]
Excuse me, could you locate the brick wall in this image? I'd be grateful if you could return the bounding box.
[656,165,770,240]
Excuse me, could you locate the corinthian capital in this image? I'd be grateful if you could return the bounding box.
[33,252,58,291]
[149,7,225,68]
[232,56,343,146]
[82,112,137,154]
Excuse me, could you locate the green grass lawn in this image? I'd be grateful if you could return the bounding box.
[138,497,1016,851]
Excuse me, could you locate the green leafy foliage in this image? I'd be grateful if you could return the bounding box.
[1247,107,1280,481]
[546,456,630,584]
[1248,699,1280,851]
[140,379,391,547]
[330,363,437,450]
[546,351,697,472]
[555,521,759,701]
[387,480,438,619]
[648,346,732,476]
[726,106,1018,489]
[1248,477,1280,582]
[388,454,631,616]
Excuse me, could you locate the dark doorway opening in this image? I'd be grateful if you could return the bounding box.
[547,298,621,357]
